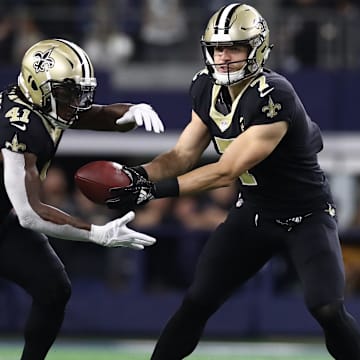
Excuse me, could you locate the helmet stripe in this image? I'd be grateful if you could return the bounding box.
[55,38,92,78]
[214,6,227,34]
[215,3,241,35]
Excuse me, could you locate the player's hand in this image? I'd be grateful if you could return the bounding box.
[106,166,155,210]
[89,211,156,249]
[115,103,164,133]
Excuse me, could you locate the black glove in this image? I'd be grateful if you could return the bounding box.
[106,166,155,211]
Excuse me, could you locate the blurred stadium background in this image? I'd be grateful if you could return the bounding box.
[1,0,360,358]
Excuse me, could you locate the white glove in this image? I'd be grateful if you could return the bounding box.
[89,211,156,250]
[116,103,164,133]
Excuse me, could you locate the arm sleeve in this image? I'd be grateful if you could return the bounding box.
[1,148,91,241]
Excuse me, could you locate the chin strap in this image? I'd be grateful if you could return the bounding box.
[46,110,74,129]
[213,67,246,85]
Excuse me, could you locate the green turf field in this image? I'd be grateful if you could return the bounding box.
[0,339,331,360]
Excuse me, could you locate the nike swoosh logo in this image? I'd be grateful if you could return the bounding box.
[260,87,274,97]
[11,123,27,131]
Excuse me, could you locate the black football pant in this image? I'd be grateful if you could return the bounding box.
[151,203,360,360]
[0,213,71,360]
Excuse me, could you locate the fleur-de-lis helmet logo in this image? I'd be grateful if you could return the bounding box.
[33,48,55,73]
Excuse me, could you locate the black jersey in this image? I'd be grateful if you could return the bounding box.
[190,68,333,215]
[0,86,64,219]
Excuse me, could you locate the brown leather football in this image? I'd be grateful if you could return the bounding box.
[74,161,131,204]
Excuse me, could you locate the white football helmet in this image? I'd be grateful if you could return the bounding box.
[201,3,271,86]
[18,38,97,129]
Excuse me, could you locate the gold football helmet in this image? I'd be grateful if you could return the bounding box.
[18,38,97,129]
[201,3,271,86]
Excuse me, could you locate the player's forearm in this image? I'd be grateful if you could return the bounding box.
[15,203,91,241]
[75,103,135,131]
[177,162,234,195]
[35,203,90,230]
[94,103,132,130]
[144,150,196,182]
[15,201,95,241]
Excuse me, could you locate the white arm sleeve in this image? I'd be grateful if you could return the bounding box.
[1,148,91,241]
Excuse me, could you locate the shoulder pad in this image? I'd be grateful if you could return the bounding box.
[192,68,209,82]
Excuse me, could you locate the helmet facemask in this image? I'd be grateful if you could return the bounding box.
[201,42,251,86]
[201,4,271,86]
[42,78,97,129]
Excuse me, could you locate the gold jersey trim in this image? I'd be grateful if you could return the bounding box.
[209,80,253,133]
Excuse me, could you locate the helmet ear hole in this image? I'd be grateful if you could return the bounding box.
[30,80,38,91]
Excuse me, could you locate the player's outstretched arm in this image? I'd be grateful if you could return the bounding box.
[1,149,156,249]
[74,103,164,133]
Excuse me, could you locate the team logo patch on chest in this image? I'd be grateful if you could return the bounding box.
[262,96,282,118]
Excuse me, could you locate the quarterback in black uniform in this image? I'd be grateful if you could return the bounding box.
[0,38,163,360]
[108,4,360,359]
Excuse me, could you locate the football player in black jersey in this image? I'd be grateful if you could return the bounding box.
[0,38,163,360]
[108,3,360,359]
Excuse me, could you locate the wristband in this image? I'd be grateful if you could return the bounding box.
[153,178,179,198]
[133,165,149,179]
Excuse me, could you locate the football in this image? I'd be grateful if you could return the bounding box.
[74,160,131,204]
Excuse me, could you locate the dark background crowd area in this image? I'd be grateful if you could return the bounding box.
[0,0,359,69]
